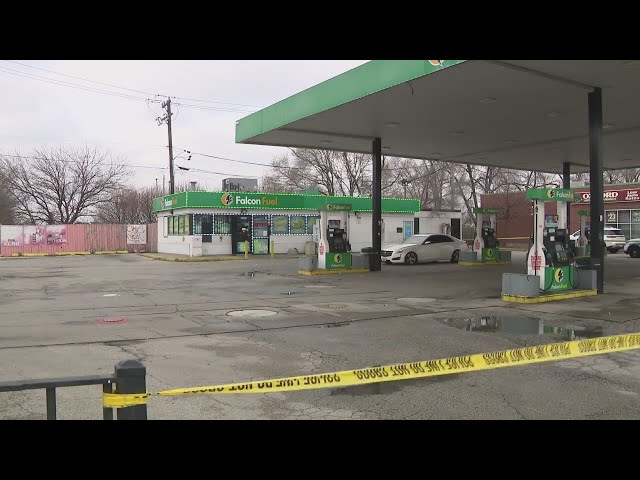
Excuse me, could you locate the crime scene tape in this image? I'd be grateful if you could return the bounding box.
[103,332,640,408]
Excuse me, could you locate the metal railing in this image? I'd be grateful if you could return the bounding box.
[0,359,147,420]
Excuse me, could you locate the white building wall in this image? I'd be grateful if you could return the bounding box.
[416,211,462,237]
[347,212,414,252]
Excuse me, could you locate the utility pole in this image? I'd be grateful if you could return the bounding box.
[157,98,175,194]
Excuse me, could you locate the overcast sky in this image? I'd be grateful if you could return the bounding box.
[0,60,368,191]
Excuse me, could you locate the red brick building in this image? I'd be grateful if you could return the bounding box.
[481,183,640,247]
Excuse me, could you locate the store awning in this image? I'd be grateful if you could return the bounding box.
[236,60,640,174]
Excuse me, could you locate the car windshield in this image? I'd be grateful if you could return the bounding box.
[607,228,623,236]
[402,235,429,244]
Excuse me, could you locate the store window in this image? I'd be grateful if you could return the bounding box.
[167,215,191,236]
[290,216,306,235]
[194,214,213,242]
[272,215,289,235]
[604,209,640,239]
[306,216,319,235]
[214,214,232,235]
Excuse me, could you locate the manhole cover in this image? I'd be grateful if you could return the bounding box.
[397,297,437,304]
[98,317,126,324]
[226,309,278,318]
[304,285,336,289]
[329,304,347,309]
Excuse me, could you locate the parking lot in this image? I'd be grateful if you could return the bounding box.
[1,253,638,419]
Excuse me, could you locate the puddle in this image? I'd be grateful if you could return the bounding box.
[103,294,119,297]
[331,376,456,396]
[226,309,278,318]
[441,315,604,340]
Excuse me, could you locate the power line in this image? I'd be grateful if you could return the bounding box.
[3,60,158,96]
[175,96,262,108]
[187,150,282,168]
[0,153,167,171]
[4,60,262,111]
[0,66,149,102]
[174,102,255,114]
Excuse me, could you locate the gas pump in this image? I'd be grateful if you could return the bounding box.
[575,210,591,257]
[526,188,575,291]
[318,204,352,269]
[472,207,500,262]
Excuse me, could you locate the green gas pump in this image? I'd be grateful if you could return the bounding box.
[526,188,575,292]
[472,207,501,262]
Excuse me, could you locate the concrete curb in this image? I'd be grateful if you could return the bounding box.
[298,268,371,276]
[459,261,512,266]
[501,289,597,303]
[140,253,246,262]
[2,251,132,258]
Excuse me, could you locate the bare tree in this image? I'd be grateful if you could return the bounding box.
[259,148,402,196]
[1,146,129,224]
[95,186,160,224]
[0,167,16,224]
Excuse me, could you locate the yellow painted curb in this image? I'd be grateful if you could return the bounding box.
[501,289,597,304]
[298,268,371,276]
[141,253,246,262]
[459,261,512,266]
[22,253,48,257]
[55,252,92,256]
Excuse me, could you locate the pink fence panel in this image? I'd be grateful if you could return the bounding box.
[1,223,159,256]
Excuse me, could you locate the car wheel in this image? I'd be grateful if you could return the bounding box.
[629,246,640,258]
[450,250,460,263]
[404,252,418,265]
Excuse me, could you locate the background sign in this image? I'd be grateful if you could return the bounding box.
[574,188,640,204]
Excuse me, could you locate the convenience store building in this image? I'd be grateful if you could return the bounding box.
[152,191,420,257]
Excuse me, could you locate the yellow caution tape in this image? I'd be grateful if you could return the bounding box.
[103,332,640,408]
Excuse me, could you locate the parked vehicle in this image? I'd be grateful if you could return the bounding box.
[623,239,640,258]
[381,234,469,265]
[569,226,627,253]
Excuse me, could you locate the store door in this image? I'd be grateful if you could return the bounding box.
[450,218,461,239]
[252,215,270,255]
[231,215,252,254]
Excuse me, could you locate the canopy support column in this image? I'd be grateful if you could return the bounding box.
[371,137,382,271]
[588,87,604,293]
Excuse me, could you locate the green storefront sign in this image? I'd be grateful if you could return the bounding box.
[473,207,500,215]
[544,266,573,291]
[325,252,351,269]
[325,204,352,211]
[153,191,419,213]
[526,188,574,202]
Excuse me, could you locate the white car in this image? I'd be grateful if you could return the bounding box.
[569,226,627,253]
[381,234,469,265]
[623,239,640,258]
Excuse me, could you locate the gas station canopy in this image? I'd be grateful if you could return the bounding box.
[236,60,640,174]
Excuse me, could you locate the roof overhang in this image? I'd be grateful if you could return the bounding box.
[236,60,640,174]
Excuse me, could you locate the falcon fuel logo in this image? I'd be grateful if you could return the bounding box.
[547,190,555,199]
[429,60,444,66]
[220,194,279,207]
[221,193,233,206]
[554,268,564,283]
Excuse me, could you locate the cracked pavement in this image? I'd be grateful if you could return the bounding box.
[0,252,639,419]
